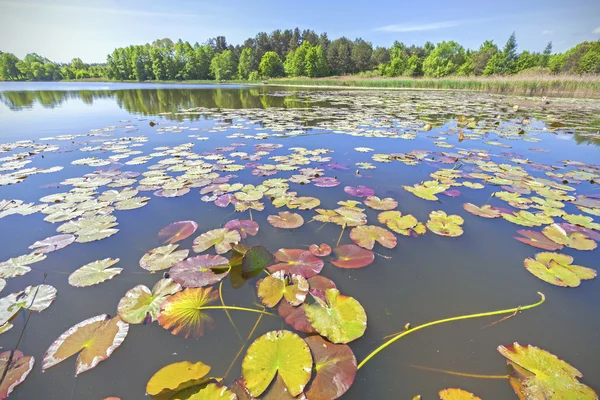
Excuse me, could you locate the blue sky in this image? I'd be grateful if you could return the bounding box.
[0,0,598,63]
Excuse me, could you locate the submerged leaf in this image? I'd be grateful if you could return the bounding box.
[157,287,218,338]
[117,279,181,324]
[241,245,274,279]
[169,255,230,288]
[157,220,199,244]
[241,330,313,397]
[498,343,597,399]
[331,244,374,269]
[68,258,122,287]
[42,314,128,375]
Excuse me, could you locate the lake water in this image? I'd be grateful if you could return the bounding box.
[1,82,599,400]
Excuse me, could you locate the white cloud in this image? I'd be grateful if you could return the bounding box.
[542,30,553,35]
[374,18,493,32]
[593,26,600,34]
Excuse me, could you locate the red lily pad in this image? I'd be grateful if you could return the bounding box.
[344,185,375,198]
[157,221,198,244]
[28,234,75,254]
[169,255,230,287]
[267,212,304,229]
[268,249,324,278]
[309,243,332,257]
[331,244,374,269]
[224,219,259,239]
[557,223,600,241]
[0,350,35,399]
[304,335,357,400]
[514,230,564,251]
[313,177,340,187]
[442,189,461,197]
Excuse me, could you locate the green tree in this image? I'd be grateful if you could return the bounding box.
[327,37,353,75]
[305,45,328,77]
[238,48,254,79]
[502,32,519,73]
[423,41,465,77]
[404,54,423,77]
[471,40,498,75]
[259,51,284,77]
[541,42,552,67]
[210,50,237,80]
[0,52,21,80]
[351,39,373,72]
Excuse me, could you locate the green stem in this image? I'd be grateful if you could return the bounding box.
[357,292,545,370]
[200,306,273,316]
[409,364,508,379]
[219,280,243,341]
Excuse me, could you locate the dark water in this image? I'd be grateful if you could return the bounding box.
[0,82,599,400]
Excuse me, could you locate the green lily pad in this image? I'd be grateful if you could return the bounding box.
[145,360,212,398]
[257,271,309,308]
[363,196,398,211]
[140,244,189,272]
[304,335,357,400]
[349,225,397,250]
[117,278,181,324]
[377,211,426,236]
[172,383,237,399]
[403,181,449,201]
[193,228,241,254]
[426,211,464,237]
[502,211,553,227]
[304,288,367,344]
[68,258,122,287]
[0,253,46,279]
[562,214,600,230]
[241,330,312,397]
[241,245,274,279]
[462,203,501,218]
[524,252,596,287]
[542,224,597,251]
[439,388,481,399]
[498,343,597,399]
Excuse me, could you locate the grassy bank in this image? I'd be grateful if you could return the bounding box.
[265,75,600,98]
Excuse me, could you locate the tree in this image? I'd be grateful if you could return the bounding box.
[210,50,237,80]
[351,39,373,72]
[238,48,254,79]
[404,55,423,77]
[305,45,328,77]
[259,51,284,77]
[0,52,21,80]
[371,46,390,66]
[503,32,518,71]
[327,37,353,75]
[541,42,552,67]
[471,40,498,75]
[423,41,465,77]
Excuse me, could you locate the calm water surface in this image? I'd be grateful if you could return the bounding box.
[0,82,599,399]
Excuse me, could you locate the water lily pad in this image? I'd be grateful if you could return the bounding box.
[158,287,218,338]
[257,271,309,308]
[542,224,597,251]
[224,219,259,239]
[193,228,241,254]
[404,181,449,201]
[309,243,332,257]
[502,211,553,227]
[267,211,304,229]
[157,220,199,244]
[268,249,324,278]
[28,234,75,254]
[304,335,357,400]
[278,301,316,334]
[439,388,481,399]
[313,177,340,187]
[363,196,398,211]
[331,244,374,269]
[0,253,46,279]
[241,245,274,279]
[241,330,312,397]
[68,258,122,287]
[344,185,374,198]
[498,343,597,399]
[304,288,367,344]
[514,230,564,251]
[563,214,600,230]
[173,383,237,399]
[117,278,181,324]
[426,211,464,237]
[0,350,34,399]
[146,360,212,397]
[462,203,501,218]
[169,255,230,288]
[42,314,129,375]
[377,211,426,236]
[524,252,596,287]
[140,244,189,272]
[349,225,397,249]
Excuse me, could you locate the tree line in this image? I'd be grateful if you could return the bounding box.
[1,28,599,81]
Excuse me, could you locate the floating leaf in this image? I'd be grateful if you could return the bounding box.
[157,287,218,338]
[173,383,237,399]
[377,211,426,236]
[28,234,75,254]
[349,225,397,250]
[403,181,449,201]
[441,189,461,197]
[462,203,501,218]
[498,343,597,399]
[193,228,241,254]
[0,253,46,279]
[524,252,596,287]
[0,350,34,399]
[313,177,340,187]
[514,230,564,251]
[268,249,324,278]
[169,255,230,288]
[1,285,57,331]
[224,219,259,239]
[241,245,274,279]
[309,243,332,257]
[145,360,212,397]
[267,211,304,229]
[68,258,122,287]
[117,278,181,324]
[140,244,189,272]
[563,214,600,230]
[278,301,316,334]
[304,288,367,344]
[363,196,397,211]
[257,271,309,308]
[157,220,199,244]
[344,185,374,198]
[42,314,128,375]
[439,388,482,400]
[241,330,312,397]
[542,224,597,251]
[426,211,464,237]
[502,211,553,227]
[304,335,357,400]
[331,244,374,269]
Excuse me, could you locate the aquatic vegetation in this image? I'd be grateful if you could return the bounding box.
[157,220,199,244]
[331,244,374,269]
[349,225,397,249]
[0,351,34,399]
[426,211,464,237]
[439,388,481,400]
[117,278,181,324]
[523,252,596,287]
[139,244,189,272]
[68,258,122,287]
[267,211,304,229]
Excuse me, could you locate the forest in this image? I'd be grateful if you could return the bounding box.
[1,27,599,81]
